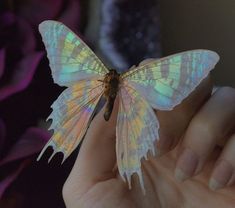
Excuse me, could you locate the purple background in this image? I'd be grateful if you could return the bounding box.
[0,0,161,207]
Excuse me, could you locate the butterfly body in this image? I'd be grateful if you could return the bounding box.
[103,69,120,121]
[38,20,219,193]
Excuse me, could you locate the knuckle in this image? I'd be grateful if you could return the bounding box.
[62,178,84,206]
[62,180,70,203]
[62,179,77,206]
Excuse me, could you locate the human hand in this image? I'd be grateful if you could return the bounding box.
[62,77,235,208]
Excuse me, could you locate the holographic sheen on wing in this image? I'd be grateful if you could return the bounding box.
[39,20,108,86]
[37,79,104,162]
[117,50,219,192]
[38,20,106,161]
[117,80,159,193]
[122,50,219,110]
[38,20,220,194]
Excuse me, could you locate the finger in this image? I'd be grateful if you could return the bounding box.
[209,133,235,190]
[175,87,235,182]
[156,76,213,154]
[63,99,119,196]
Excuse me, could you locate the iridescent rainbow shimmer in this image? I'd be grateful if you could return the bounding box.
[38,20,219,193]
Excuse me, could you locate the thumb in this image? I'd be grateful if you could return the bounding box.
[63,99,118,197]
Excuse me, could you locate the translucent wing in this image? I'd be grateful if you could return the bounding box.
[117,50,219,192]
[122,50,219,110]
[37,79,104,162]
[117,80,159,193]
[39,20,108,86]
[38,21,107,161]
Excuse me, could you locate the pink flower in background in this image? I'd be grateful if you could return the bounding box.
[0,12,46,200]
[0,123,50,199]
[10,0,81,31]
[0,0,81,206]
[15,0,64,26]
[0,12,43,101]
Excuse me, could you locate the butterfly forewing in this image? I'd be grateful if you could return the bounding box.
[39,20,108,86]
[122,50,219,110]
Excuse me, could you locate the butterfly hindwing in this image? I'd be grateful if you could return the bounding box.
[37,79,104,162]
[39,20,108,86]
[122,50,219,110]
[117,80,159,193]
[117,50,219,192]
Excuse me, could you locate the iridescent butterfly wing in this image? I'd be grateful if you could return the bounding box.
[37,20,109,162]
[117,50,219,192]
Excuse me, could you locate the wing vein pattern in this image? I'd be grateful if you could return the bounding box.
[38,78,104,162]
[117,80,159,193]
[122,50,219,110]
[38,20,107,162]
[39,20,108,86]
[39,21,220,194]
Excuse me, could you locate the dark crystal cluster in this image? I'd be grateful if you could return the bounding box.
[100,0,161,71]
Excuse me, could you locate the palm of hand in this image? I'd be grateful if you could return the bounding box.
[67,148,234,208]
[62,79,235,208]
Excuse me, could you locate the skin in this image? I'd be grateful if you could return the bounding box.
[62,77,235,208]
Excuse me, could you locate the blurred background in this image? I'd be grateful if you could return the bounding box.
[0,0,234,207]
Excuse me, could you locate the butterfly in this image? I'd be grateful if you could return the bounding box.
[37,20,219,193]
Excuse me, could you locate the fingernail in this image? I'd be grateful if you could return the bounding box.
[175,168,188,182]
[175,148,199,182]
[209,160,233,191]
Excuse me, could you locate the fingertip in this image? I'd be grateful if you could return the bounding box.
[209,159,234,191]
[65,97,119,195]
[209,178,221,191]
[208,133,235,190]
[174,167,189,182]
